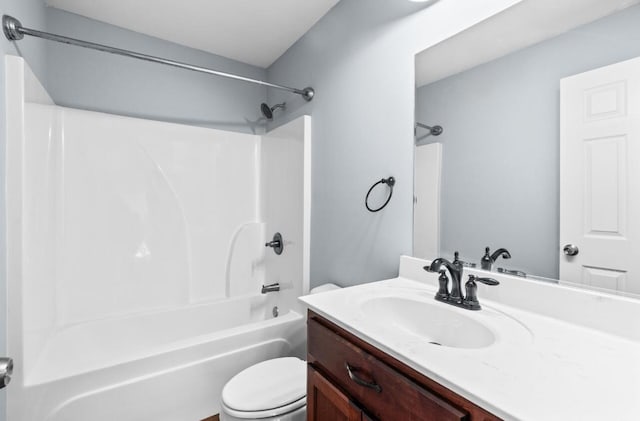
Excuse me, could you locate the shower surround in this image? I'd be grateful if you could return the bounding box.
[5,56,311,420]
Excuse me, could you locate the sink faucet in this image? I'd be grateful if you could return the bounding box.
[425,257,464,303]
[424,254,499,310]
[480,247,511,270]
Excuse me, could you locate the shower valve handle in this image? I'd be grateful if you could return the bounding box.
[265,232,284,255]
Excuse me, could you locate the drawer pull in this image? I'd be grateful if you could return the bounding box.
[345,363,382,393]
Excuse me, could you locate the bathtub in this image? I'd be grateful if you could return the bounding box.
[11,295,306,421]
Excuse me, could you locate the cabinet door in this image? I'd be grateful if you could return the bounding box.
[308,366,362,421]
[308,317,469,421]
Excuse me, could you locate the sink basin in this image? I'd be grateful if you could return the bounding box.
[360,296,496,349]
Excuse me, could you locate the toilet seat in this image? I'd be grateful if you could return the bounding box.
[221,357,307,418]
[222,396,306,419]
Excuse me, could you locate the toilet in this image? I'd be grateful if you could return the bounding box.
[220,357,306,421]
[219,283,341,421]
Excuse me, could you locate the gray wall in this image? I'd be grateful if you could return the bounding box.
[266,0,469,288]
[265,0,521,288]
[266,0,430,287]
[45,8,267,133]
[1,1,48,418]
[416,5,640,279]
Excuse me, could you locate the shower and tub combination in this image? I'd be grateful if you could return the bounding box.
[4,19,312,419]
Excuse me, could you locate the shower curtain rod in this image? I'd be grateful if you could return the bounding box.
[2,15,315,101]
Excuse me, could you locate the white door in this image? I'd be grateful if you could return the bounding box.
[560,56,640,295]
[413,142,442,260]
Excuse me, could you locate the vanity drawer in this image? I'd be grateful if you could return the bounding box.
[308,316,469,421]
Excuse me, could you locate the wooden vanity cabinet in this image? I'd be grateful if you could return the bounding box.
[308,365,364,421]
[307,311,501,421]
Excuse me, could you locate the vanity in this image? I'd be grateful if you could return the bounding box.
[306,311,497,420]
[300,256,640,421]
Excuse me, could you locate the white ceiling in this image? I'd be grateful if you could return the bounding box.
[45,0,340,68]
[416,0,640,87]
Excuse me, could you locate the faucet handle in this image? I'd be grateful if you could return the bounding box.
[453,251,463,265]
[497,267,527,278]
[481,247,492,270]
[435,270,449,301]
[463,275,499,310]
[265,232,284,255]
[468,274,499,286]
[453,251,476,268]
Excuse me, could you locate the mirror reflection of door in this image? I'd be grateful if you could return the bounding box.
[414,3,640,293]
[413,142,442,260]
[560,56,640,295]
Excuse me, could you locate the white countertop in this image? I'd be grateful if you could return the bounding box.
[300,258,640,421]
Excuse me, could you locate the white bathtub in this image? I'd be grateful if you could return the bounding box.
[11,296,306,421]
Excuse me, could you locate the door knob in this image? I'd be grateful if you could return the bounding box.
[563,244,579,256]
[0,357,13,389]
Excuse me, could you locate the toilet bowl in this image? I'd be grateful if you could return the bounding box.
[220,357,307,421]
[220,283,341,421]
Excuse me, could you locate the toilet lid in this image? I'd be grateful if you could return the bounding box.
[222,357,307,412]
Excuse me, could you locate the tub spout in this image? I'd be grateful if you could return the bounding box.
[261,283,280,294]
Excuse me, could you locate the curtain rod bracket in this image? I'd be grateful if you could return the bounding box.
[301,87,315,101]
[3,15,23,41]
[415,122,443,137]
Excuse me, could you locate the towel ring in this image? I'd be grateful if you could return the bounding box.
[365,177,395,212]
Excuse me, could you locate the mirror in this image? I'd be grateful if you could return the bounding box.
[413,0,640,297]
